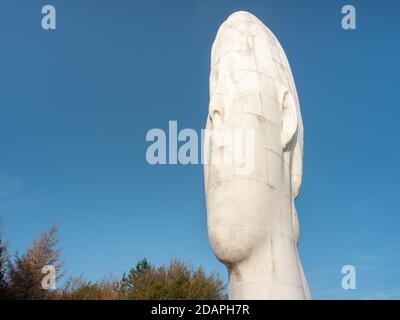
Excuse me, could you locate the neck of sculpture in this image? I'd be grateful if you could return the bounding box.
[227,233,308,300]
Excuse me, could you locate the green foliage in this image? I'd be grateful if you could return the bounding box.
[0,217,227,300]
[60,276,119,300]
[59,258,226,300]
[119,258,226,300]
[119,258,152,296]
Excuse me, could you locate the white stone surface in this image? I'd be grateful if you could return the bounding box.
[204,11,310,300]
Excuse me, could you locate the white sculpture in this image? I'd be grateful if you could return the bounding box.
[204,11,310,300]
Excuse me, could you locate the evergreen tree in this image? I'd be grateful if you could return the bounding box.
[119,258,152,296]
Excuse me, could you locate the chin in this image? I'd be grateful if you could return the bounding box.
[207,222,263,265]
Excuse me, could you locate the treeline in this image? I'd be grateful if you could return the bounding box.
[0,221,226,300]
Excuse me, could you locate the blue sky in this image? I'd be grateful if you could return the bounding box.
[0,0,399,299]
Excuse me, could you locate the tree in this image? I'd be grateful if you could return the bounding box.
[0,220,10,299]
[119,258,226,300]
[119,258,152,296]
[60,275,120,300]
[8,225,64,299]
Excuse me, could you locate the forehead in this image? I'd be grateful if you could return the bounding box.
[210,15,291,100]
[212,14,286,66]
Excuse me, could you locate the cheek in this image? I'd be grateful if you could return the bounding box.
[206,179,283,229]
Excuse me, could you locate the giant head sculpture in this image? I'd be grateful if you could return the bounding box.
[204,11,310,299]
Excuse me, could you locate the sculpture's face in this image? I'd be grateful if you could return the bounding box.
[205,12,298,265]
